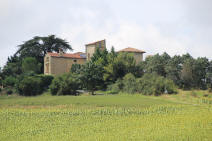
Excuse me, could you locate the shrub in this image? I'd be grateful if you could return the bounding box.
[16,74,53,96]
[50,73,81,95]
[122,73,137,94]
[17,76,42,96]
[70,64,82,73]
[107,79,124,94]
[107,73,137,94]
[3,76,17,87]
[164,79,178,94]
[37,75,54,89]
[137,73,177,96]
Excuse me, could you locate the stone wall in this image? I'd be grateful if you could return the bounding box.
[133,52,144,64]
[44,55,86,75]
[86,40,106,61]
[86,45,96,61]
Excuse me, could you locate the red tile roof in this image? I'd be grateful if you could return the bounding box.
[118,47,146,53]
[85,39,105,46]
[47,52,86,59]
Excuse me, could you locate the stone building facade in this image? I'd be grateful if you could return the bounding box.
[118,47,146,64]
[44,52,86,75]
[44,40,106,75]
[85,40,106,61]
[44,40,146,75]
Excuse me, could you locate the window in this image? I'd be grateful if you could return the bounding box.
[99,42,101,48]
[73,60,77,63]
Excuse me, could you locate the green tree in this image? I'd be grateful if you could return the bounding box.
[165,55,182,86]
[181,53,193,63]
[3,76,17,87]
[106,46,117,64]
[17,76,42,96]
[70,64,82,73]
[122,73,137,94]
[136,73,177,95]
[91,47,108,66]
[80,62,104,95]
[181,58,194,89]
[15,35,72,72]
[22,57,42,74]
[144,53,171,77]
[192,57,209,89]
[0,67,2,88]
[88,47,109,89]
[50,73,81,95]
[206,61,212,90]
[1,55,22,78]
[104,52,137,83]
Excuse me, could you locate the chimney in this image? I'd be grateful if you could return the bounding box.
[59,49,64,56]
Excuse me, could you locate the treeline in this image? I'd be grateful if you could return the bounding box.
[0,35,212,96]
[55,48,211,95]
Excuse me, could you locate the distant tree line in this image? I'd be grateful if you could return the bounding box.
[0,35,212,96]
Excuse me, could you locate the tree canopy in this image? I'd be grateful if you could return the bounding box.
[22,57,42,74]
[15,35,72,58]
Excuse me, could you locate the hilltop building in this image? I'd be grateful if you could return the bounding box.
[44,51,86,75]
[118,47,145,64]
[44,40,145,75]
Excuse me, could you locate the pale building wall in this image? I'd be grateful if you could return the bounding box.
[44,55,86,75]
[133,52,144,64]
[86,45,96,61]
[86,40,106,61]
[44,54,51,75]
[118,52,144,64]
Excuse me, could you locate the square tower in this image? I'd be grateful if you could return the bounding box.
[85,40,106,61]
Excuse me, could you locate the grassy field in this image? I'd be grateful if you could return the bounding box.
[0,91,212,141]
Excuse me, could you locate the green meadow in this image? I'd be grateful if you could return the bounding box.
[0,91,212,141]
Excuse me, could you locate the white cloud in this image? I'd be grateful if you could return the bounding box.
[59,22,189,58]
[1,0,212,68]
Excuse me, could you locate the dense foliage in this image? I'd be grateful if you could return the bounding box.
[108,73,177,95]
[16,75,53,96]
[22,57,42,74]
[145,53,212,90]
[50,73,81,95]
[3,76,17,87]
[136,73,177,95]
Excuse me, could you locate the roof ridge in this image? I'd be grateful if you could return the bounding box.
[85,39,105,46]
[47,52,86,59]
[118,47,146,53]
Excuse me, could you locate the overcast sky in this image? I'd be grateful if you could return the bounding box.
[0,0,212,67]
